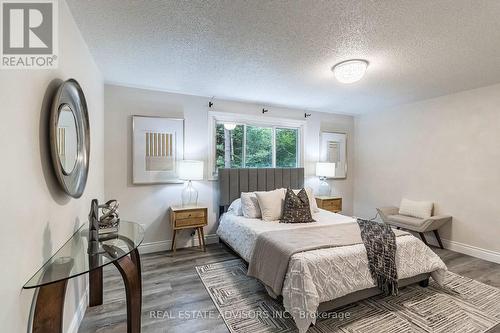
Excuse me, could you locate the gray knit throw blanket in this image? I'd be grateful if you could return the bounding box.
[357,218,399,296]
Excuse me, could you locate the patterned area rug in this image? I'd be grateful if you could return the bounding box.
[196,259,500,333]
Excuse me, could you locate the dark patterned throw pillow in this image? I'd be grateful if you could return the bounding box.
[280,188,316,223]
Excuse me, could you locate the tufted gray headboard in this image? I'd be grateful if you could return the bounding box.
[218,168,304,213]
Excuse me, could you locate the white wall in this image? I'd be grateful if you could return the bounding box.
[104,84,354,249]
[354,83,500,258]
[0,1,104,332]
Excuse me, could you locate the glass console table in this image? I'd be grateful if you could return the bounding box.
[24,221,144,333]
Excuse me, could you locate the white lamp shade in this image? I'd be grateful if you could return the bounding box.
[177,160,204,180]
[315,162,336,178]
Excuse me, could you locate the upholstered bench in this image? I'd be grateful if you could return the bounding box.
[377,201,452,249]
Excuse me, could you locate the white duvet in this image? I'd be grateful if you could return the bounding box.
[216,209,448,333]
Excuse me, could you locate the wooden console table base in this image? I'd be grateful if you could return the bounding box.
[111,248,142,333]
[25,222,144,333]
[32,279,68,333]
[89,262,103,307]
[33,247,142,333]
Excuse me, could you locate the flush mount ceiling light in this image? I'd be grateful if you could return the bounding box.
[332,59,369,84]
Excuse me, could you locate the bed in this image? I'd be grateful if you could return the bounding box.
[216,168,447,333]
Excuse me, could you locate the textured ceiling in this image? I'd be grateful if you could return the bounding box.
[67,0,500,114]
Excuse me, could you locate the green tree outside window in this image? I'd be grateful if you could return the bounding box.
[215,123,299,170]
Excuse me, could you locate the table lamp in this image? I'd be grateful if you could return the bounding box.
[177,160,204,206]
[315,162,336,196]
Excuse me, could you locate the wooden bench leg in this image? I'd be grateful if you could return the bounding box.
[418,232,428,246]
[433,230,444,249]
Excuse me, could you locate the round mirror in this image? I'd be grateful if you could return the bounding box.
[50,79,90,198]
[56,105,78,174]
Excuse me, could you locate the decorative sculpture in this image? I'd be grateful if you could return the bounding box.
[87,198,121,254]
[98,200,120,234]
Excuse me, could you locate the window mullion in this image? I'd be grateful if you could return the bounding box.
[296,128,300,167]
[272,126,276,167]
[243,124,247,168]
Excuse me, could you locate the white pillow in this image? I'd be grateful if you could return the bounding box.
[293,188,319,213]
[241,192,261,218]
[399,198,433,219]
[255,189,286,221]
[227,198,243,216]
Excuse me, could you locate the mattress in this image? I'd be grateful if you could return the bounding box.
[216,209,448,333]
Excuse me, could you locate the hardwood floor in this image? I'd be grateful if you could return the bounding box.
[79,243,500,333]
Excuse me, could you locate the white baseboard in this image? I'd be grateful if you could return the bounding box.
[67,287,88,333]
[441,238,500,264]
[409,231,500,264]
[139,234,219,254]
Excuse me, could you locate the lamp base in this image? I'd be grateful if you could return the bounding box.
[182,180,198,206]
[318,178,331,196]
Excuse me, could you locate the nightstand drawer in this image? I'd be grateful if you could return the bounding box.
[323,200,341,211]
[176,217,205,228]
[315,197,342,213]
[175,210,205,220]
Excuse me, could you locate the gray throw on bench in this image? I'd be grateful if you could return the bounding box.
[247,222,407,296]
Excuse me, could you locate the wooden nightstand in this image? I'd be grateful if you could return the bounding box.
[170,205,208,253]
[315,196,342,213]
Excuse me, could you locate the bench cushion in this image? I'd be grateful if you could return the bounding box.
[387,214,425,228]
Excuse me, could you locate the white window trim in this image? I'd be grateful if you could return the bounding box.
[207,111,306,180]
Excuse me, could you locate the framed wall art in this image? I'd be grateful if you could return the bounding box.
[320,131,347,179]
[132,116,184,184]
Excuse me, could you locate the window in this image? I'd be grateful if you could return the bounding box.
[276,128,298,167]
[245,125,273,168]
[215,124,244,168]
[214,122,301,171]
